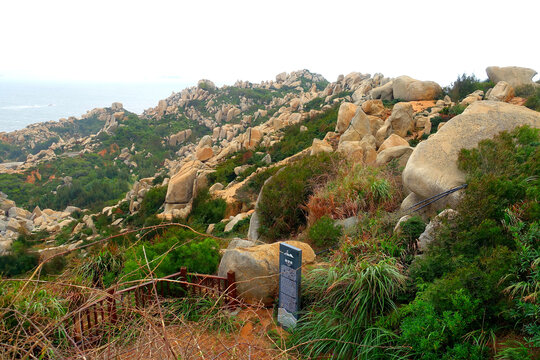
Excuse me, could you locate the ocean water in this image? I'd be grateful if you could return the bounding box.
[0,80,191,133]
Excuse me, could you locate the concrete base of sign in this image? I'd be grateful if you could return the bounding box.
[278,307,297,329]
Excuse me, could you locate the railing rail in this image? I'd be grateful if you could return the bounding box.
[72,267,238,343]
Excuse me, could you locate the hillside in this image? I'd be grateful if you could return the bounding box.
[0,66,539,359]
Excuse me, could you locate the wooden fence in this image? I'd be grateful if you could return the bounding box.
[72,267,238,344]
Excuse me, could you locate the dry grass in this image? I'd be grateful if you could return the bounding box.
[0,224,297,359]
[307,163,404,225]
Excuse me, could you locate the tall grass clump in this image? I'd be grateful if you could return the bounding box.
[289,259,407,359]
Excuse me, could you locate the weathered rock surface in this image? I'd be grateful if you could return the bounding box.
[217,241,316,305]
[385,102,414,138]
[370,81,394,100]
[311,138,333,155]
[335,102,357,134]
[339,107,371,143]
[392,76,442,101]
[378,134,409,152]
[402,101,540,212]
[486,81,514,102]
[418,209,458,251]
[376,145,413,167]
[486,66,538,88]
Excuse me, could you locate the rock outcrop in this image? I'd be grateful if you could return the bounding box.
[486,66,538,88]
[392,76,442,101]
[217,241,316,305]
[402,101,540,213]
[486,81,514,102]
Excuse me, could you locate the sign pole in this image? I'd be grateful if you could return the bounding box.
[277,242,302,329]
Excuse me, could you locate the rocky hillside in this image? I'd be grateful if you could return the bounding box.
[0,65,539,359]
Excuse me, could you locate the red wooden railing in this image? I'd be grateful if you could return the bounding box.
[72,268,238,343]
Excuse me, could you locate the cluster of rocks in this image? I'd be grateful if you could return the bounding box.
[0,103,126,151]
[0,193,79,255]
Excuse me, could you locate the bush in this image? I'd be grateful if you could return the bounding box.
[400,216,426,242]
[399,290,487,359]
[524,86,540,112]
[120,228,220,282]
[445,74,494,101]
[403,126,539,357]
[132,185,167,225]
[308,215,342,247]
[440,104,467,117]
[188,188,227,228]
[258,152,340,241]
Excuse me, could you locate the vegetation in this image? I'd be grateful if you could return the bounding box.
[120,228,220,282]
[444,73,494,101]
[0,141,25,162]
[258,152,340,241]
[268,104,338,162]
[524,86,540,112]
[307,163,404,223]
[308,215,342,247]
[188,188,227,229]
[440,103,467,117]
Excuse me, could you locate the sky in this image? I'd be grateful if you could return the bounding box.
[1,0,539,87]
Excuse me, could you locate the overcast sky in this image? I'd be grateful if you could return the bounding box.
[1,0,539,87]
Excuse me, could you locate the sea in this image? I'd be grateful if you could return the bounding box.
[0,80,191,133]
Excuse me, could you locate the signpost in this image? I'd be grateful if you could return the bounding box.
[277,243,302,329]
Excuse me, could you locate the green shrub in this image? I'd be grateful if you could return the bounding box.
[399,290,486,359]
[524,86,540,112]
[258,152,340,241]
[120,228,220,283]
[440,104,467,117]
[133,185,167,225]
[403,126,539,357]
[400,216,426,242]
[308,215,342,247]
[445,74,494,101]
[188,188,226,228]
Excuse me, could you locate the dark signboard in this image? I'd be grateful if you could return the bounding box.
[278,242,302,328]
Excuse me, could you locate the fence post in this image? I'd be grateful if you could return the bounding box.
[180,267,188,297]
[107,289,117,324]
[226,271,238,309]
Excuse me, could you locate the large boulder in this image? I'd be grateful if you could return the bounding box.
[392,76,442,101]
[376,145,413,167]
[361,99,386,117]
[370,81,394,100]
[385,102,414,138]
[402,101,540,212]
[311,138,333,156]
[486,81,514,102]
[339,107,371,143]
[218,241,316,305]
[378,134,409,152]
[196,147,214,162]
[337,141,364,163]
[164,161,201,205]
[335,102,357,134]
[486,66,538,88]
